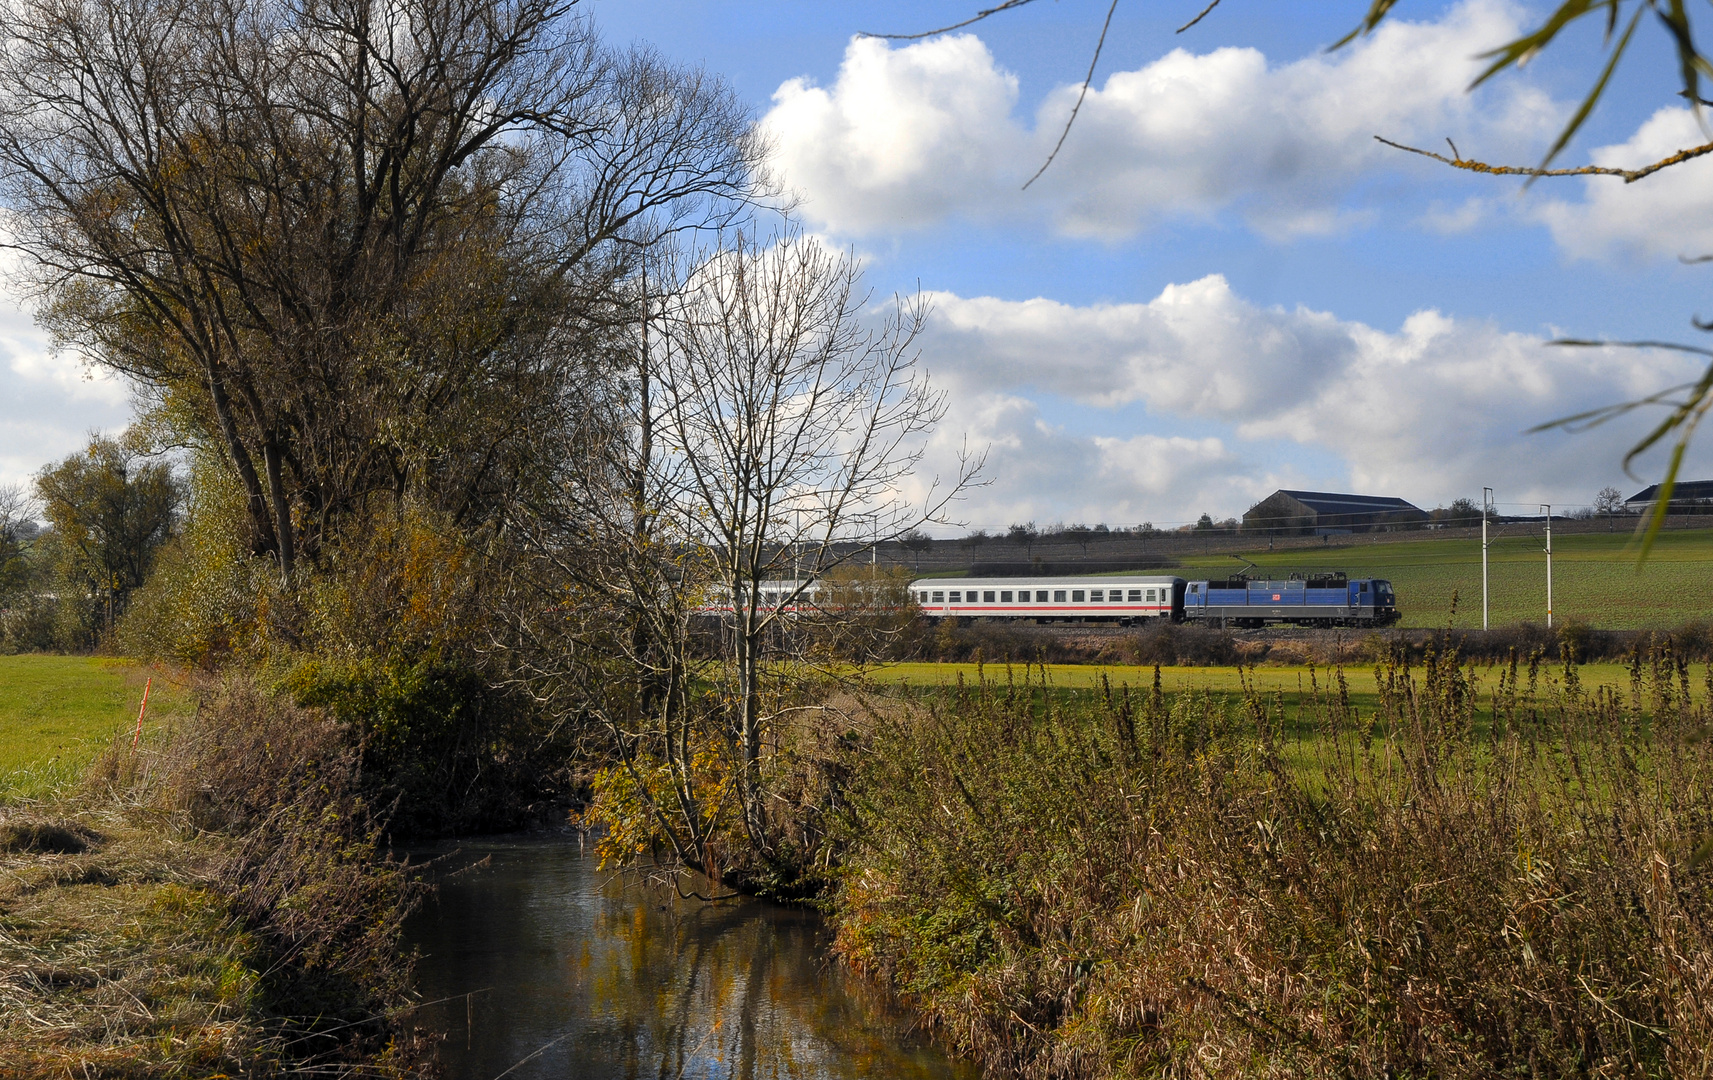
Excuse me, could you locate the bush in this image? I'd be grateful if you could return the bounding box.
[1115,620,1241,666]
[836,639,1713,1077]
[279,655,550,836]
[146,678,424,1024]
[909,620,1098,664]
[122,498,570,834]
[0,593,61,653]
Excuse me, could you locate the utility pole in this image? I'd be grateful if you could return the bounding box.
[1482,487,1494,630]
[1540,503,1552,629]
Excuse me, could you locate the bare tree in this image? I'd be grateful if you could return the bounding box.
[656,227,979,859]
[0,485,38,599]
[1594,486,1627,517]
[1006,521,1038,558]
[495,251,736,882]
[0,0,765,579]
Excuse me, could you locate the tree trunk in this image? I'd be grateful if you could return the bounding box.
[262,439,295,579]
[203,357,279,559]
[735,590,766,854]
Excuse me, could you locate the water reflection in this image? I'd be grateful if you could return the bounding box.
[404,835,973,1080]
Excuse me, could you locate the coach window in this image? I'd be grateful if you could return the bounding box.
[931,591,944,602]
[983,590,996,603]
[1072,590,1085,602]
[1090,590,1103,602]
[1000,590,1013,602]
[1128,589,1140,602]
[1053,590,1066,603]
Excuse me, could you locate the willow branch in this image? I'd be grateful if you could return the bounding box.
[1177,0,1221,34]
[1023,0,1120,190]
[860,0,1044,41]
[1375,134,1713,184]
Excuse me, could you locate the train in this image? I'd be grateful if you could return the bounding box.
[703,571,1400,628]
[907,572,1399,628]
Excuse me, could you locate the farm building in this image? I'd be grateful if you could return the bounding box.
[1242,490,1427,536]
[1625,479,1713,514]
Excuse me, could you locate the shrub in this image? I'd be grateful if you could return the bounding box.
[278,655,547,836]
[1116,620,1240,666]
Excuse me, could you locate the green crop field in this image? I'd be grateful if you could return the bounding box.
[1119,527,1713,629]
[866,660,1698,748]
[871,660,1664,699]
[0,655,192,800]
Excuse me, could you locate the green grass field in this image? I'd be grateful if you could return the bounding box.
[0,655,192,800]
[866,660,1693,739]
[871,659,1657,696]
[1081,528,1713,629]
[865,658,1697,784]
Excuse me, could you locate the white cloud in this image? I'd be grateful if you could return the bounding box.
[762,0,1557,240]
[907,388,1288,529]
[906,275,1707,526]
[1417,196,1492,234]
[0,293,132,493]
[764,33,1020,234]
[1535,106,1713,261]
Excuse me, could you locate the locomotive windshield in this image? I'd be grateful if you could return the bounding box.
[1376,580,1394,605]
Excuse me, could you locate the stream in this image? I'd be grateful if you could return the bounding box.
[403,834,977,1080]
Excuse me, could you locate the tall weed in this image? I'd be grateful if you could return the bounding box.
[836,643,1713,1077]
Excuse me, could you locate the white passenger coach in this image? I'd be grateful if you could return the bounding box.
[908,576,1185,626]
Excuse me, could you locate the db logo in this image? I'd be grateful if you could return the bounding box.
[1272,593,1281,601]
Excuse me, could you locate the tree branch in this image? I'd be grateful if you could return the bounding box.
[1374,134,1713,184]
[859,0,1045,41]
[1023,0,1120,191]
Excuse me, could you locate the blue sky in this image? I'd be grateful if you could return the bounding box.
[5,0,1712,530]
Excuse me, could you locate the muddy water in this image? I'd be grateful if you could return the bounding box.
[403,835,975,1080]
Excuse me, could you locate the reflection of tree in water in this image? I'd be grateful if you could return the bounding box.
[404,844,967,1080]
[582,872,960,1080]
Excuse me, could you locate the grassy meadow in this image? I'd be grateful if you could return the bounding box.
[0,655,191,800]
[1104,526,1713,629]
[866,659,1701,768]
[871,658,1669,698]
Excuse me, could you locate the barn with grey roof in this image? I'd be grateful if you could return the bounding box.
[1242,490,1426,535]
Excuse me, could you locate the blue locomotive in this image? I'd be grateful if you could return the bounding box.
[1181,573,1398,627]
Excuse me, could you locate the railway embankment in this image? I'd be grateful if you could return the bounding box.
[917,617,1713,667]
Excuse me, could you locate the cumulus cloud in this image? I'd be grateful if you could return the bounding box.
[904,275,1707,526]
[0,295,131,493]
[903,388,1286,529]
[762,0,1557,239]
[1417,196,1493,234]
[1534,106,1713,261]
